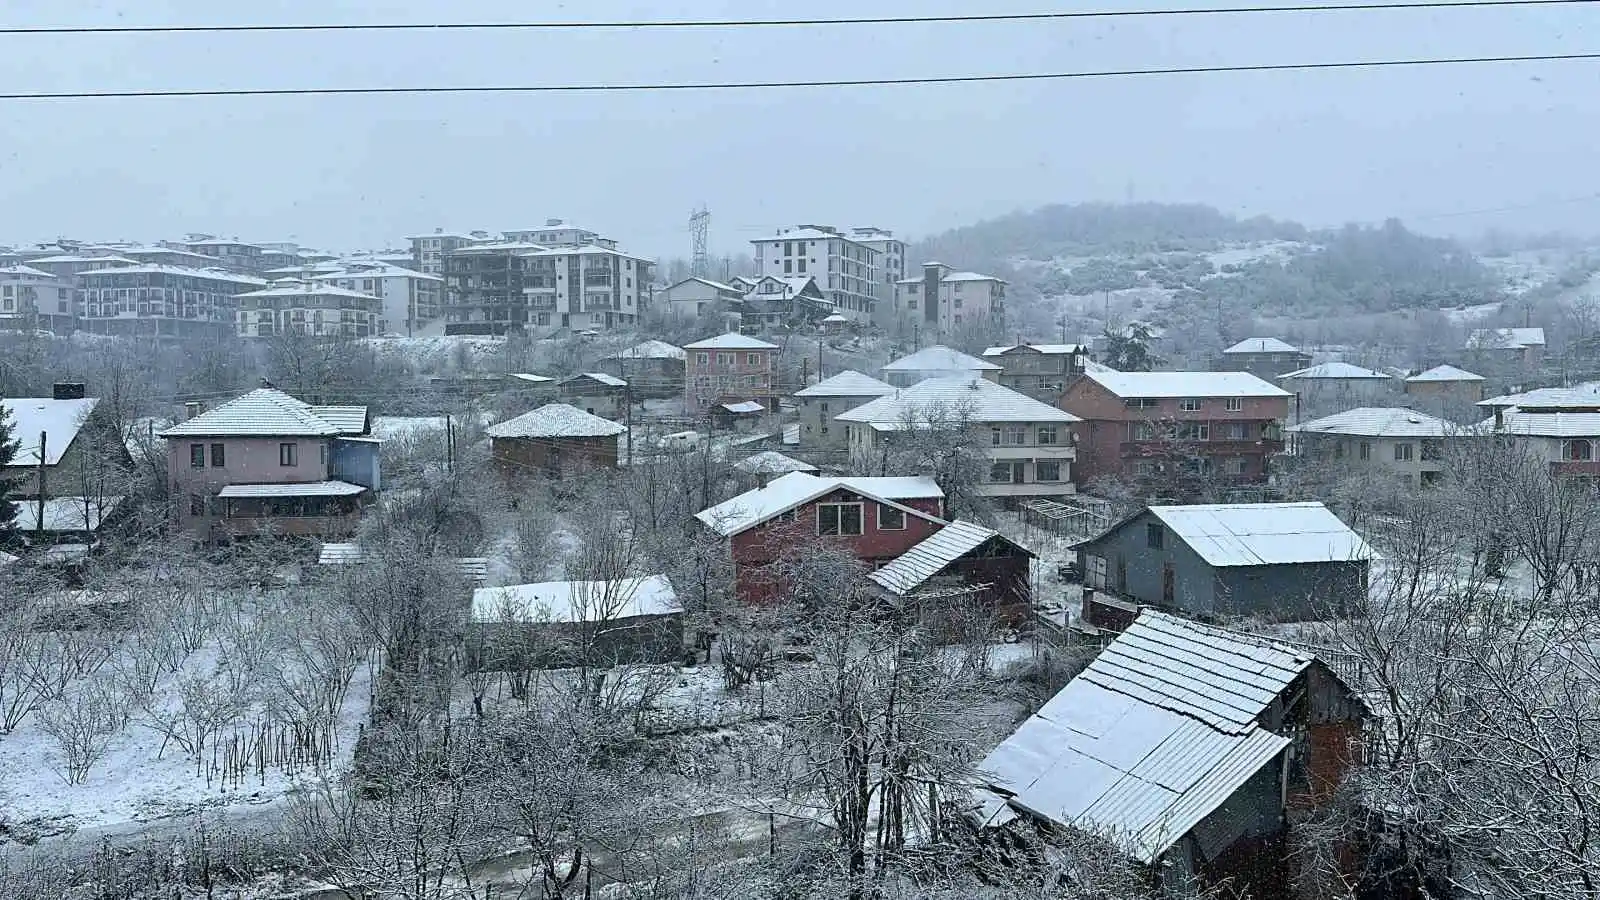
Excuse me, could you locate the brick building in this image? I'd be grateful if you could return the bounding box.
[683,332,780,417]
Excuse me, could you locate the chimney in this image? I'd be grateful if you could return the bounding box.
[184,401,204,420]
[51,382,86,400]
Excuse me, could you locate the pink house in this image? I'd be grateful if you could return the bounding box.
[683,332,779,416]
[161,387,381,542]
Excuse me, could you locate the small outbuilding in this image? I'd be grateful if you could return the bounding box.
[557,372,628,419]
[486,403,628,478]
[468,574,684,668]
[867,520,1034,624]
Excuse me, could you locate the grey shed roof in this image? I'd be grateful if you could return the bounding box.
[867,520,1029,596]
[1145,502,1374,567]
[1286,407,1456,439]
[977,610,1306,863]
[486,403,627,439]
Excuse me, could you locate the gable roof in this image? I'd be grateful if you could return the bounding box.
[1278,362,1391,380]
[1286,407,1456,439]
[694,471,944,537]
[732,450,818,476]
[684,332,780,351]
[1483,409,1600,438]
[1223,337,1301,354]
[161,388,353,438]
[836,377,1079,428]
[309,406,369,434]
[982,343,1084,358]
[1480,383,1600,411]
[664,276,739,294]
[560,372,627,388]
[882,345,1001,373]
[1406,364,1483,383]
[1468,326,1546,350]
[794,370,897,398]
[867,520,1031,596]
[1143,502,1373,567]
[485,403,627,439]
[977,610,1308,863]
[1,397,99,465]
[1081,371,1289,399]
[608,339,686,361]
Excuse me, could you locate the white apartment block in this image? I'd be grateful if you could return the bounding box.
[892,262,1007,337]
[77,264,267,339]
[849,227,906,327]
[0,264,75,333]
[502,218,609,248]
[407,230,481,275]
[443,241,653,334]
[234,280,384,339]
[315,262,444,336]
[751,226,879,321]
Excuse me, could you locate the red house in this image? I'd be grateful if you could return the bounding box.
[695,472,947,604]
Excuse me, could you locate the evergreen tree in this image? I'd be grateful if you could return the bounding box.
[0,404,19,538]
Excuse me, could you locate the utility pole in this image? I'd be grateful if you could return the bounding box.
[34,431,46,540]
[623,354,633,464]
[817,336,824,383]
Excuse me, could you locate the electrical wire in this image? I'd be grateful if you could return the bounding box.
[0,0,1590,35]
[2,52,1596,100]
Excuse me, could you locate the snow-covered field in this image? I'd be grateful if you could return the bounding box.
[1204,240,1308,270]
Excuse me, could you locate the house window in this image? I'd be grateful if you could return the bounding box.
[1179,398,1201,412]
[817,502,863,536]
[1036,460,1062,482]
[1037,425,1059,445]
[210,443,225,467]
[716,352,735,366]
[746,353,761,366]
[1359,441,1371,460]
[1394,443,1414,462]
[1004,425,1026,445]
[279,442,298,466]
[1224,423,1248,441]
[1225,397,1243,412]
[1147,523,1164,549]
[1126,398,1158,409]
[878,505,906,530]
[1225,457,1249,476]
[1132,422,1155,441]
[189,443,206,468]
[1567,439,1593,461]
[696,352,709,367]
[1176,422,1210,442]
[989,462,1015,483]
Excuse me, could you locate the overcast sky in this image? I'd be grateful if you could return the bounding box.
[0,0,1594,257]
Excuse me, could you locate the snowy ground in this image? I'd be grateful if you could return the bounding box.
[1204,240,1307,270]
[1439,302,1503,325]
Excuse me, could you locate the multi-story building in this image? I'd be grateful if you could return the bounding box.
[442,241,652,334]
[1482,388,1600,483]
[234,280,384,339]
[119,244,227,269]
[1277,362,1398,421]
[683,332,780,416]
[1060,371,1291,488]
[836,376,1081,501]
[1404,364,1487,422]
[77,264,267,339]
[1467,327,1546,373]
[407,229,481,275]
[314,262,443,336]
[1212,337,1313,383]
[502,219,605,247]
[793,370,897,451]
[751,226,878,321]
[0,264,76,333]
[1286,407,1457,488]
[891,262,1006,338]
[982,343,1090,402]
[848,227,905,327]
[880,345,1001,388]
[176,236,268,274]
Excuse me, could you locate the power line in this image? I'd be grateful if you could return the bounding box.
[0,0,1590,35]
[3,52,1598,101]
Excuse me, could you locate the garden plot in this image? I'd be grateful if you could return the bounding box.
[0,586,374,838]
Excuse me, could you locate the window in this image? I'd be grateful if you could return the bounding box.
[1567,439,1594,461]
[1004,425,1026,445]
[1037,425,1059,445]
[1126,398,1158,409]
[1132,422,1155,441]
[1225,397,1243,412]
[1036,460,1062,482]
[1176,422,1210,442]
[189,494,205,516]
[210,443,225,467]
[1359,441,1371,460]
[279,442,298,466]
[716,352,735,366]
[1225,457,1249,476]
[1179,398,1201,412]
[989,462,1014,483]
[747,353,761,366]
[189,443,206,468]
[1147,523,1165,549]
[1394,443,1414,462]
[878,505,906,530]
[695,352,709,367]
[990,427,1002,446]
[1224,423,1248,441]
[819,401,830,414]
[817,502,863,536]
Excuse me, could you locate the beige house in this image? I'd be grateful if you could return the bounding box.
[1403,364,1485,421]
[792,370,896,451]
[1286,407,1459,488]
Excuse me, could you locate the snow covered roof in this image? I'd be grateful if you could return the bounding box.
[732,450,818,476]
[1485,409,1600,438]
[1286,407,1456,439]
[562,372,627,388]
[0,264,59,279]
[1,397,99,465]
[216,480,367,498]
[941,271,1004,283]
[74,264,267,285]
[836,377,1080,427]
[1480,383,1600,410]
[821,314,850,323]
[977,610,1306,863]
[720,400,765,414]
[309,406,369,434]
[1082,371,1289,399]
[1278,362,1392,381]
[664,276,740,294]
[609,339,686,361]
[315,262,443,283]
[982,343,1083,357]
[1146,502,1374,567]
[881,345,1001,373]
[1406,364,1484,383]
[868,520,1029,596]
[695,471,944,537]
[508,373,555,384]
[236,282,378,301]
[1468,326,1546,350]
[1222,337,1300,355]
[795,370,897,398]
[470,574,682,623]
[9,496,123,532]
[684,332,779,351]
[163,388,349,438]
[750,226,856,243]
[486,403,627,439]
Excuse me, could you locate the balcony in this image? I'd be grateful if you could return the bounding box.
[1121,439,1284,458]
[988,443,1075,460]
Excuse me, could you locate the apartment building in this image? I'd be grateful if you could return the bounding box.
[176,236,268,274]
[1060,371,1291,487]
[1212,337,1313,383]
[891,262,1007,337]
[1287,407,1457,488]
[314,262,443,336]
[234,281,384,339]
[77,264,267,339]
[683,333,780,416]
[0,264,75,333]
[982,343,1090,401]
[751,226,878,321]
[121,244,227,269]
[443,241,652,334]
[407,230,481,275]
[502,219,606,247]
[848,227,906,327]
[26,253,138,279]
[1482,388,1600,482]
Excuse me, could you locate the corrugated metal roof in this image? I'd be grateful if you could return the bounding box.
[1286,407,1456,439]
[868,520,1014,595]
[216,480,367,498]
[835,376,1079,426]
[1,397,99,465]
[1406,364,1483,383]
[562,372,627,388]
[1146,502,1374,567]
[1222,337,1299,354]
[982,343,1084,357]
[881,345,1001,372]
[1481,383,1600,410]
[309,405,368,435]
[732,451,817,475]
[10,496,123,532]
[1083,371,1290,399]
[486,403,627,439]
[684,332,779,351]
[794,370,897,398]
[977,610,1303,863]
[694,471,944,537]
[162,388,342,438]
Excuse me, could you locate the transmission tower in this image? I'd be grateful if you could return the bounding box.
[689,205,711,277]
